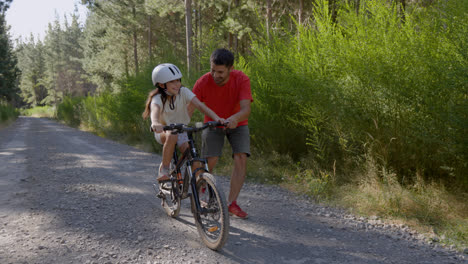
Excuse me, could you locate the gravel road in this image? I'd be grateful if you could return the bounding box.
[0,117,466,264]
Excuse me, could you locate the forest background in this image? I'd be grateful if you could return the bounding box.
[1,0,467,251]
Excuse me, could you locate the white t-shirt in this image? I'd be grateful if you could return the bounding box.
[151,87,195,125]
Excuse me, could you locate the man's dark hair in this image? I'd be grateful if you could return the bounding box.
[210,48,234,67]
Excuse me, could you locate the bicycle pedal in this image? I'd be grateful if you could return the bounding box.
[157,191,166,199]
[160,182,172,190]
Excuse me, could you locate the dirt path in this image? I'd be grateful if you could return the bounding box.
[0,117,465,264]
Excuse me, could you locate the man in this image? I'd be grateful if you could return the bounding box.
[192,48,253,219]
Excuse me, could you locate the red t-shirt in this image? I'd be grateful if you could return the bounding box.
[193,70,253,126]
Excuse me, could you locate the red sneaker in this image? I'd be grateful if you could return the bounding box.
[228,201,248,219]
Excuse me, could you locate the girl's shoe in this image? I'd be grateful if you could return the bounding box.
[157,167,172,189]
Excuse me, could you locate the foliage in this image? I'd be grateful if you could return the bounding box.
[0,0,13,13]
[56,96,82,127]
[56,63,162,148]
[240,0,467,187]
[20,105,55,118]
[15,10,94,108]
[0,99,18,121]
[0,3,20,105]
[336,154,467,250]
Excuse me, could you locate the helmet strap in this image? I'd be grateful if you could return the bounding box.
[162,84,176,110]
[163,84,175,96]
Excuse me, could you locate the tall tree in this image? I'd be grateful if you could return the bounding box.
[82,0,146,75]
[185,0,193,76]
[266,0,272,41]
[16,36,47,106]
[16,8,91,106]
[0,0,12,13]
[0,0,20,104]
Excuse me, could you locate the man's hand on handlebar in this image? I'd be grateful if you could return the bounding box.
[225,117,238,129]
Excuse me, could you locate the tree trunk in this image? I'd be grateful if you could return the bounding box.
[329,0,338,25]
[399,0,406,23]
[297,0,304,51]
[132,5,139,74]
[266,0,272,42]
[148,15,152,60]
[299,0,303,26]
[198,0,202,72]
[194,0,198,70]
[233,0,240,53]
[185,0,193,77]
[228,1,233,50]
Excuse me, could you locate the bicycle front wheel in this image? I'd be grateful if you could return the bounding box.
[193,173,229,250]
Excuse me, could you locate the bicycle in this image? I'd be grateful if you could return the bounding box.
[153,121,229,250]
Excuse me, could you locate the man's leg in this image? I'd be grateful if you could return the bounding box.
[228,153,247,203]
[202,128,224,172]
[207,156,219,172]
[225,126,250,218]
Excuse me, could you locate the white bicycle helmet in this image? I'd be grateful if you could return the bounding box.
[151,63,182,86]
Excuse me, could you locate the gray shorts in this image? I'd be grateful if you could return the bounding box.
[202,125,250,158]
[154,132,189,146]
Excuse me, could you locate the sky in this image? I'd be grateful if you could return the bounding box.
[5,0,88,42]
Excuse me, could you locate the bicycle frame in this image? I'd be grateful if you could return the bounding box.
[169,129,210,214]
[156,121,229,250]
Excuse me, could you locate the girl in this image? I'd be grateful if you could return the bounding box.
[142,63,223,182]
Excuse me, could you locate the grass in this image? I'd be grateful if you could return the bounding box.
[204,142,467,251]
[337,179,467,251]
[21,106,56,118]
[290,154,467,251]
[210,143,467,252]
[0,101,19,129]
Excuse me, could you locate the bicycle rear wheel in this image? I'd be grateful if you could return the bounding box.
[193,173,229,250]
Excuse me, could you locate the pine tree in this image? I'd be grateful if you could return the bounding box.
[0,0,20,105]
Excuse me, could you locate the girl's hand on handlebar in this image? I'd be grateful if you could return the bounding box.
[215,117,226,125]
[151,123,164,133]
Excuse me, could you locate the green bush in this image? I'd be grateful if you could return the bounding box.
[238,0,467,187]
[57,96,82,127]
[0,100,18,122]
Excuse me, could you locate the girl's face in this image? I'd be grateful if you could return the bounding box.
[161,79,181,95]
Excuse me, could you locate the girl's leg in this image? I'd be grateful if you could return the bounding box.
[158,131,178,180]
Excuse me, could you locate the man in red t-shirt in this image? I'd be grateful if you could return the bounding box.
[192,48,253,219]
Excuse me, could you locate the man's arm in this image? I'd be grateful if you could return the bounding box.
[190,97,223,123]
[226,99,251,129]
[187,102,196,117]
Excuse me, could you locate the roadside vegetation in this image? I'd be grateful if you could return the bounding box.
[3,0,466,252]
[0,100,19,126]
[20,105,55,118]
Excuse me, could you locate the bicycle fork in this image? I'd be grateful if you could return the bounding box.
[188,160,217,216]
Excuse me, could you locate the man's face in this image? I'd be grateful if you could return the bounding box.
[210,63,232,86]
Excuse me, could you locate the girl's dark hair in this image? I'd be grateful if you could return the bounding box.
[210,48,234,67]
[142,85,169,120]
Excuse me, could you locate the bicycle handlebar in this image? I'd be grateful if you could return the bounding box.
[162,121,226,134]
